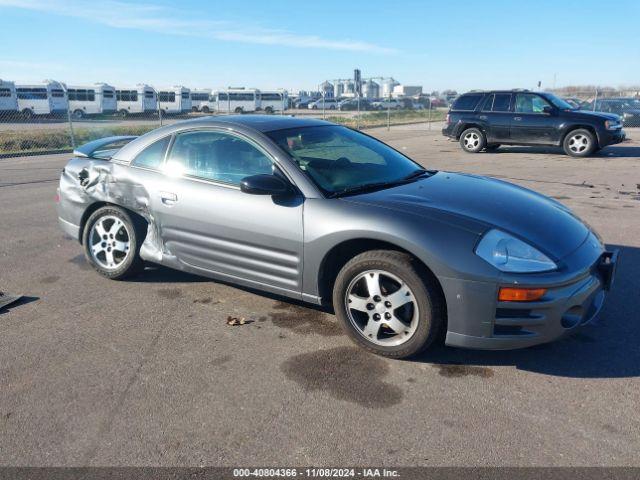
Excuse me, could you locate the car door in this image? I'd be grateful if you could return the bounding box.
[149,128,304,295]
[510,93,563,144]
[477,93,512,143]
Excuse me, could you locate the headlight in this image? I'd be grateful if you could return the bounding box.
[605,119,621,130]
[475,229,557,273]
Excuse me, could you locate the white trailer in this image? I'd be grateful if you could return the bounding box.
[0,79,17,114]
[67,83,117,118]
[214,88,260,113]
[16,80,68,117]
[115,84,157,116]
[190,89,214,113]
[158,85,192,114]
[259,90,288,113]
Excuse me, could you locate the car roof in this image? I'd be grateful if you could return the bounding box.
[177,114,333,133]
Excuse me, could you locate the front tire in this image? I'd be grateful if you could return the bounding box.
[563,129,596,157]
[460,128,486,153]
[82,206,145,280]
[333,250,444,359]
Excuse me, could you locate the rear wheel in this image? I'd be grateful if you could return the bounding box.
[265,106,274,114]
[82,206,145,280]
[563,129,596,157]
[118,109,129,118]
[333,250,444,359]
[234,107,243,114]
[73,109,84,119]
[459,128,486,153]
[202,106,210,113]
[21,108,34,119]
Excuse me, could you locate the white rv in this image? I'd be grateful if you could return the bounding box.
[190,89,213,113]
[16,80,68,117]
[0,79,17,115]
[214,88,260,113]
[67,83,117,118]
[115,84,157,116]
[158,86,192,114]
[259,90,288,113]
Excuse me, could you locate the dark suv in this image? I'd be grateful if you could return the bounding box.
[442,90,626,157]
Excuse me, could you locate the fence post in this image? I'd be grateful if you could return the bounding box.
[356,93,360,130]
[387,96,391,131]
[593,88,598,111]
[151,86,162,126]
[322,91,326,120]
[59,82,76,150]
[428,98,432,130]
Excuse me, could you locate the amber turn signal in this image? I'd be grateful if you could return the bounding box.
[498,287,547,302]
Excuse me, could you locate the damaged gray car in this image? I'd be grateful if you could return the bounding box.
[57,116,618,358]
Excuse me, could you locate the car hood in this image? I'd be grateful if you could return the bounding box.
[571,109,619,121]
[342,172,590,260]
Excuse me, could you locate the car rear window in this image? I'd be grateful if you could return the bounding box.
[451,94,483,111]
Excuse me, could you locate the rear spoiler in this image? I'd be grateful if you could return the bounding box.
[73,136,138,160]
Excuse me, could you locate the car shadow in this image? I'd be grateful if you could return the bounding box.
[491,145,640,158]
[412,244,640,379]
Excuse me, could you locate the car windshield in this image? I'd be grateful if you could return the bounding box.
[543,93,576,110]
[267,125,427,197]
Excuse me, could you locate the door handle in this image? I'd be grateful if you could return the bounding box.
[513,116,522,121]
[160,191,178,205]
[479,115,487,120]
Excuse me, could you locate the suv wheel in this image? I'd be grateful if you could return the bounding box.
[333,250,444,359]
[460,128,486,153]
[82,206,145,280]
[563,129,596,157]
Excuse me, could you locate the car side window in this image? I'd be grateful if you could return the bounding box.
[515,94,550,114]
[166,130,274,185]
[492,94,511,112]
[131,136,171,170]
[480,95,494,111]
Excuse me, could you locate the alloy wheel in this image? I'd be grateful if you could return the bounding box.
[344,270,419,346]
[568,133,590,154]
[88,215,131,270]
[463,131,480,150]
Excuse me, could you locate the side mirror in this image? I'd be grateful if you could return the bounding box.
[542,105,554,115]
[240,174,290,196]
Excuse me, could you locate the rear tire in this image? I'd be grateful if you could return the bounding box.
[73,109,84,119]
[82,206,145,280]
[332,250,444,359]
[118,109,129,118]
[234,107,243,114]
[459,127,486,153]
[202,106,210,114]
[21,108,34,119]
[563,129,596,157]
[265,106,274,114]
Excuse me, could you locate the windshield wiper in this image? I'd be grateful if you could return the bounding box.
[328,169,434,198]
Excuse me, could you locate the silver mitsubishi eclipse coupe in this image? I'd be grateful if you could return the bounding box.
[56,115,618,358]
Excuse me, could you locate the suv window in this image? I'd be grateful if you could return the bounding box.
[167,130,274,185]
[480,95,494,111]
[515,94,550,114]
[131,136,171,170]
[452,94,483,111]
[493,94,511,112]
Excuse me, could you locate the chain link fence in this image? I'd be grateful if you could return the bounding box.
[0,80,448,157]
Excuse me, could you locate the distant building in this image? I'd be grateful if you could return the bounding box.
[392,85,423,98]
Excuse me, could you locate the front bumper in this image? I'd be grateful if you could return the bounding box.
[443,237,618,350]
[598,128,626,147]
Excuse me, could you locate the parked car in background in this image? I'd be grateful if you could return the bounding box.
[190,89,214,113]
[308,98,338,110]
[371,98,404,110]
[562,97,589,110]
[442,90,626,157]
[586,98,640,127]
[57,116,618,358]
[337,98,371,111]
[259,91,288,114]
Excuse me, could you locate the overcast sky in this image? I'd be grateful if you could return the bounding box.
[1,0,638,93]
